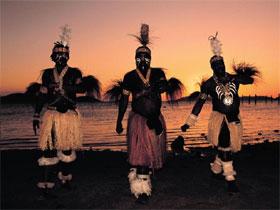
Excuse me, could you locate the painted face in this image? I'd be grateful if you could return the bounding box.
[135,52,151,71]
[51,46,69,66]
[211,59,226,78]
[52,52,69,66]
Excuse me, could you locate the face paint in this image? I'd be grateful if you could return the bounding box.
[51,45,70,67]
[135,52,151,71]
[52,52,69,66]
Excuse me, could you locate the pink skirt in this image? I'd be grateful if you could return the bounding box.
[127,111,167,169]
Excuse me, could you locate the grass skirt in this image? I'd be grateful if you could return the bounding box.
[208,111,243,152]
[127,111,167,169]
[39,109,82,150]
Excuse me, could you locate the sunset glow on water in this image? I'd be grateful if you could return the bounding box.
[1,102,279,151]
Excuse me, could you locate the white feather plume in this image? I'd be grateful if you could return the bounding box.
[59,24,71,47]
[208,32,222,56]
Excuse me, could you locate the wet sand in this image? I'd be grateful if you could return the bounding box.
[1,141,279,209]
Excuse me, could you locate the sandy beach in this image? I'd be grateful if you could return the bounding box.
[1,141,279,209]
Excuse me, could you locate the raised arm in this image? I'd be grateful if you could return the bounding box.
[232,63,260,85]
[234,75,253,85]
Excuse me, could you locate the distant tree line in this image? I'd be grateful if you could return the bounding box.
[1,83,279,104]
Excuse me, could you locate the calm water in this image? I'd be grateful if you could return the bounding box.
[0,102,279,151]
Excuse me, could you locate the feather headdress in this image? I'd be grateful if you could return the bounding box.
[208,32,223,63]
[131,24,150,46]
[208,32,222,56]
[52,24,71,53]
[131,23,151,55]
[59,24,71,47]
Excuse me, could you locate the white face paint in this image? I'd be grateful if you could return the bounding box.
[55,53,69,65]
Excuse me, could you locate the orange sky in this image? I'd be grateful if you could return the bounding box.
[1,1,279,97]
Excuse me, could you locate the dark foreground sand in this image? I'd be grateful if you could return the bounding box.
[1,141,279,209]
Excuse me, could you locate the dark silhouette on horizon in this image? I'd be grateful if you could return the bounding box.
[1,90,279,104]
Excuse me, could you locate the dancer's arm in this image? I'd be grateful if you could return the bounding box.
[116,94,129,134]
[73,69,85,93]
[234,74,253,85]
[116,74,131,134]
[156,68,168,93]
[232,63,260,85]
[181,82,209,132]
[33,71,48,135]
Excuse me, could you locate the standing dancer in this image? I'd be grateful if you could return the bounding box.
[33,25,101,197]
[106,24,184,203]
[181,32,260,193]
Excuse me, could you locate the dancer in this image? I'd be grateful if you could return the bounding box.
[32,25,101,197]
[106,24,184,203]
[181,32,260,193]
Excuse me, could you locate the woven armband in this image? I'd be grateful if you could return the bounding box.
[39,86,48,94]
[185,114,198,127]
[122,89,131,96]
[199,93,207,100]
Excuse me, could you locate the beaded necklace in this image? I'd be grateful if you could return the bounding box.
[136,68,151,87]
[53,65,68,95]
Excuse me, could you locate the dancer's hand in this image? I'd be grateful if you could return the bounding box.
[33,119,40,135]
[33,114,40,135]
[116,121,123,134]
[181,124,190,132]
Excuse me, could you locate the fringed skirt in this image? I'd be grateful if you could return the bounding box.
[39,109,82,151]
[127,111,167,169]
[208,111,243,152]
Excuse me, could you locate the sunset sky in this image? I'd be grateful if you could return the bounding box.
[1,0,279,97]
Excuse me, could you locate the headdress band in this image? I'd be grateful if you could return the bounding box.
[53,47,69,53]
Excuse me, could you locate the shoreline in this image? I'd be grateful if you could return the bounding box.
[0,137,279,152]
[1,141,279,209]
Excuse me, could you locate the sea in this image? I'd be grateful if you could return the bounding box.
[0,101,279,151]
